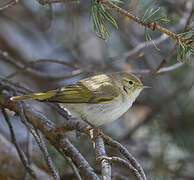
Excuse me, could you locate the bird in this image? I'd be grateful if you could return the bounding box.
[10,72,150,126]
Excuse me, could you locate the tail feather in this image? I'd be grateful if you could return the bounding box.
[10,91,56,101]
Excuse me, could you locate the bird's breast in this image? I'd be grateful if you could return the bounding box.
[60,95,135,126]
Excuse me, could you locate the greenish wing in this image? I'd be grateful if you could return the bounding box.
[46,82,120,103]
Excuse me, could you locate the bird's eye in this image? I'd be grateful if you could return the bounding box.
[128,81,133,85]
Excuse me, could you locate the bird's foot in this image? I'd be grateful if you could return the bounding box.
[82,117,111,141]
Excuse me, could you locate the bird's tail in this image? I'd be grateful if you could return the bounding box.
[10,91,56,101]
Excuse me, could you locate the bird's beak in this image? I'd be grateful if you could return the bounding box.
[142,85,152,88]
[136,85,152,89]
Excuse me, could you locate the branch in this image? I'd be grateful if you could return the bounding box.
[103,135,147,180]
[0,50,85,81]
[123,34,168,59]
[100,0,193,45]
[94,136,111,180]
[130,62,185,76]
[1,108,37,180]
[53,123,147,180]
[0,79,147,180]
[98,156,143,180]
[0,90,100,180]
[0,134,54,180]
[55,137,100,180]
[64,156,82,180]
[37,0,78,5]
[0,0,18,11]
[6,58,84,79]
[30,129,60,180]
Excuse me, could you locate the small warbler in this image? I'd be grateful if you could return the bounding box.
[10,72,150,126]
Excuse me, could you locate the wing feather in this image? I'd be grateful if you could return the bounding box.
[46,74,120,103]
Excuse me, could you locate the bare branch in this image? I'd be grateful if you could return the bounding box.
[130,62,185,76]
[1,108,37,179]
[0,50,85,81]
[37,0,78,5]
[6,58,87,79]
[0,0,18,11]
[53,123,147,180]
[54,137,100,180]
[98,156,143,180]
[0,87,100,180]
[0,75,33,94]
[24,131,33,180]
[103,136,147,180]
[0,134,54,180]
[30,129,60,180]
[123,34,168,59]
[94,136,111,180]
[64,156,82,180]
[0,78,147,180]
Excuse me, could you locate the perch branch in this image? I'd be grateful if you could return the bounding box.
[0,89,100,180]
[94,136,111,180]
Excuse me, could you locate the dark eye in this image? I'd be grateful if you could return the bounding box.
[128,81,133,85]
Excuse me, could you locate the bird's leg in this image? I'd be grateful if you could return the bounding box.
[81,115,98,137]
[81,115,111,141]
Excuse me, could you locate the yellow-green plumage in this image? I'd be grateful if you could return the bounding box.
[11,74,120,103]
[10,91,56,101]
[10,72,148,126]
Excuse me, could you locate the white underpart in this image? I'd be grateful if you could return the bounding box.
[60,89,141,126]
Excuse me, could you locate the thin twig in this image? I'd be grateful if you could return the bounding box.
[53,123,146,180]
[26,131,32,165]
[24,130,33,180]
[37,0,78,5]
[100,0,192,45]
[1,108,37,180]
[0,76,32,94]
[123,34,168,59]
[0,50,85,81]
[52,119,89,135]
[137,47,177,78]
[64,156,82,180]
[103,136,147,180]
[6,58,84,79]
[98,156,143,180]
[94,136,111,180]
[0,90,100,180]
[0,133,54,180]
[18,102,60,180]
[44,103,70,120]
[106,0,193,62]
[129,62,185,75]
[0,78,146,180]
[53,137,100,180]
[0,0,18,11]
[31,128,60,180]
[26,108,81,180]
[144,47,177,77]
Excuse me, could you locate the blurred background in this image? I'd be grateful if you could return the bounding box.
[0,0,194,179]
